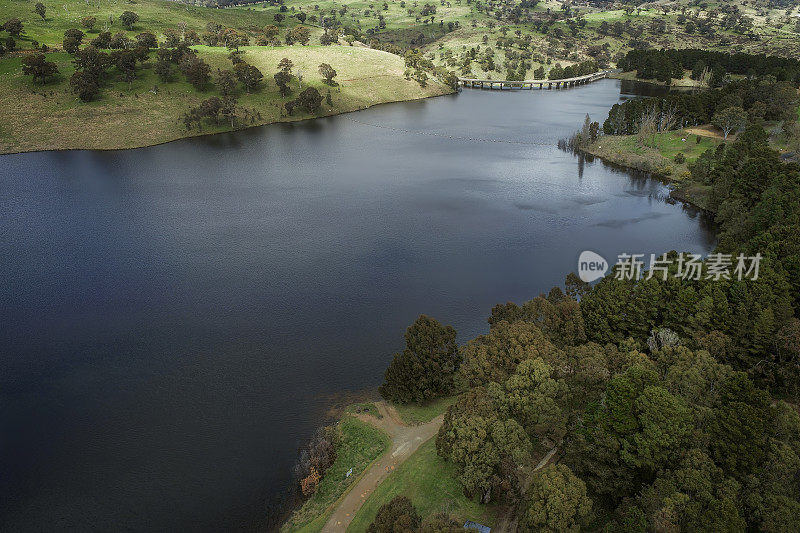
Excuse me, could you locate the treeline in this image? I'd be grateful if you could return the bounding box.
[378,287,800,529]
[603,76,798,135]
[376,116,800,531]
[619,48,800,85]
[548,59,598,80]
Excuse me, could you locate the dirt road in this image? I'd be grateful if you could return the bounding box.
[321,402,443,532]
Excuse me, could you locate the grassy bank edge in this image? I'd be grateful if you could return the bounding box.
[282,414,391,533]
[0,88,454,156]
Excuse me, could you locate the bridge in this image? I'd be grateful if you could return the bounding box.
[458,70,614,90]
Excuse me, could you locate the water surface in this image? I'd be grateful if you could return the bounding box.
[1,80,714,531]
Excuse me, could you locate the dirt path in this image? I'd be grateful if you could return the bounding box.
[321,402,443,532]
[685,125,728,140]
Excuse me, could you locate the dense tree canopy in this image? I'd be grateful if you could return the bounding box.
[367,496,420,533]
[521,464,592,532]
[379,315,460,404]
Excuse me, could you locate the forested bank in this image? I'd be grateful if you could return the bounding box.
[365,49,800,532]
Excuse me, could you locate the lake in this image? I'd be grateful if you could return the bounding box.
[0,80,715,531]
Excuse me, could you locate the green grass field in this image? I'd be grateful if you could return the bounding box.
[346,438,497,531]
[392,395,458,425]
[232,0,473,33]
[283,415,391,533]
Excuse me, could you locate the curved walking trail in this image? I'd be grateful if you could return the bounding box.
[321,402,443,532]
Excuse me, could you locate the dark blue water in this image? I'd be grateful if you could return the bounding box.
[0,80,715,531]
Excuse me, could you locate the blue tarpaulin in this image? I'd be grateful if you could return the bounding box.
[463,520,491,533]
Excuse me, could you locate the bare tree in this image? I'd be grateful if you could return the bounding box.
[697,66,711,89]
[659,102,679,132]
[638,105,659,147]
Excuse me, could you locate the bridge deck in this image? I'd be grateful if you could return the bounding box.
[457,70,614,89]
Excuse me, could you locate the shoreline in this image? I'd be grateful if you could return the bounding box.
[0,90,455,156]
[608,71,705,89]
[577,144,714,214]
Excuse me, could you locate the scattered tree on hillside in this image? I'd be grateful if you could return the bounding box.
[90,31,111,49]
[263,24,280,41]
[155,57,175,82]
[111,49,138,89]
[318,63,337,85]
[234,62,263,93]
[216,68,237,96]
[22,53,59,83]
[180,55,211,89]
[120,11,139,31]
[108,32,132,50]
[63,29,84,55]
[81,16,96,31]
[69,70,100,101]
[3,19,23,37]
[135,32,157,49]
[274,57,294,96]
[34,3,46,21]
[285,26,310,46]
[274,70,292,96]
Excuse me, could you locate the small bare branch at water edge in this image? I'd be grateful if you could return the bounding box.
[559,114,600,153]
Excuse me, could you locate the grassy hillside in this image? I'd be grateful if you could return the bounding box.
[0,0,453,153]
[0,44,449,153]
[0,0,292,48]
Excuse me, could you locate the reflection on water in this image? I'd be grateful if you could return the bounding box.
[0,80,714,532]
